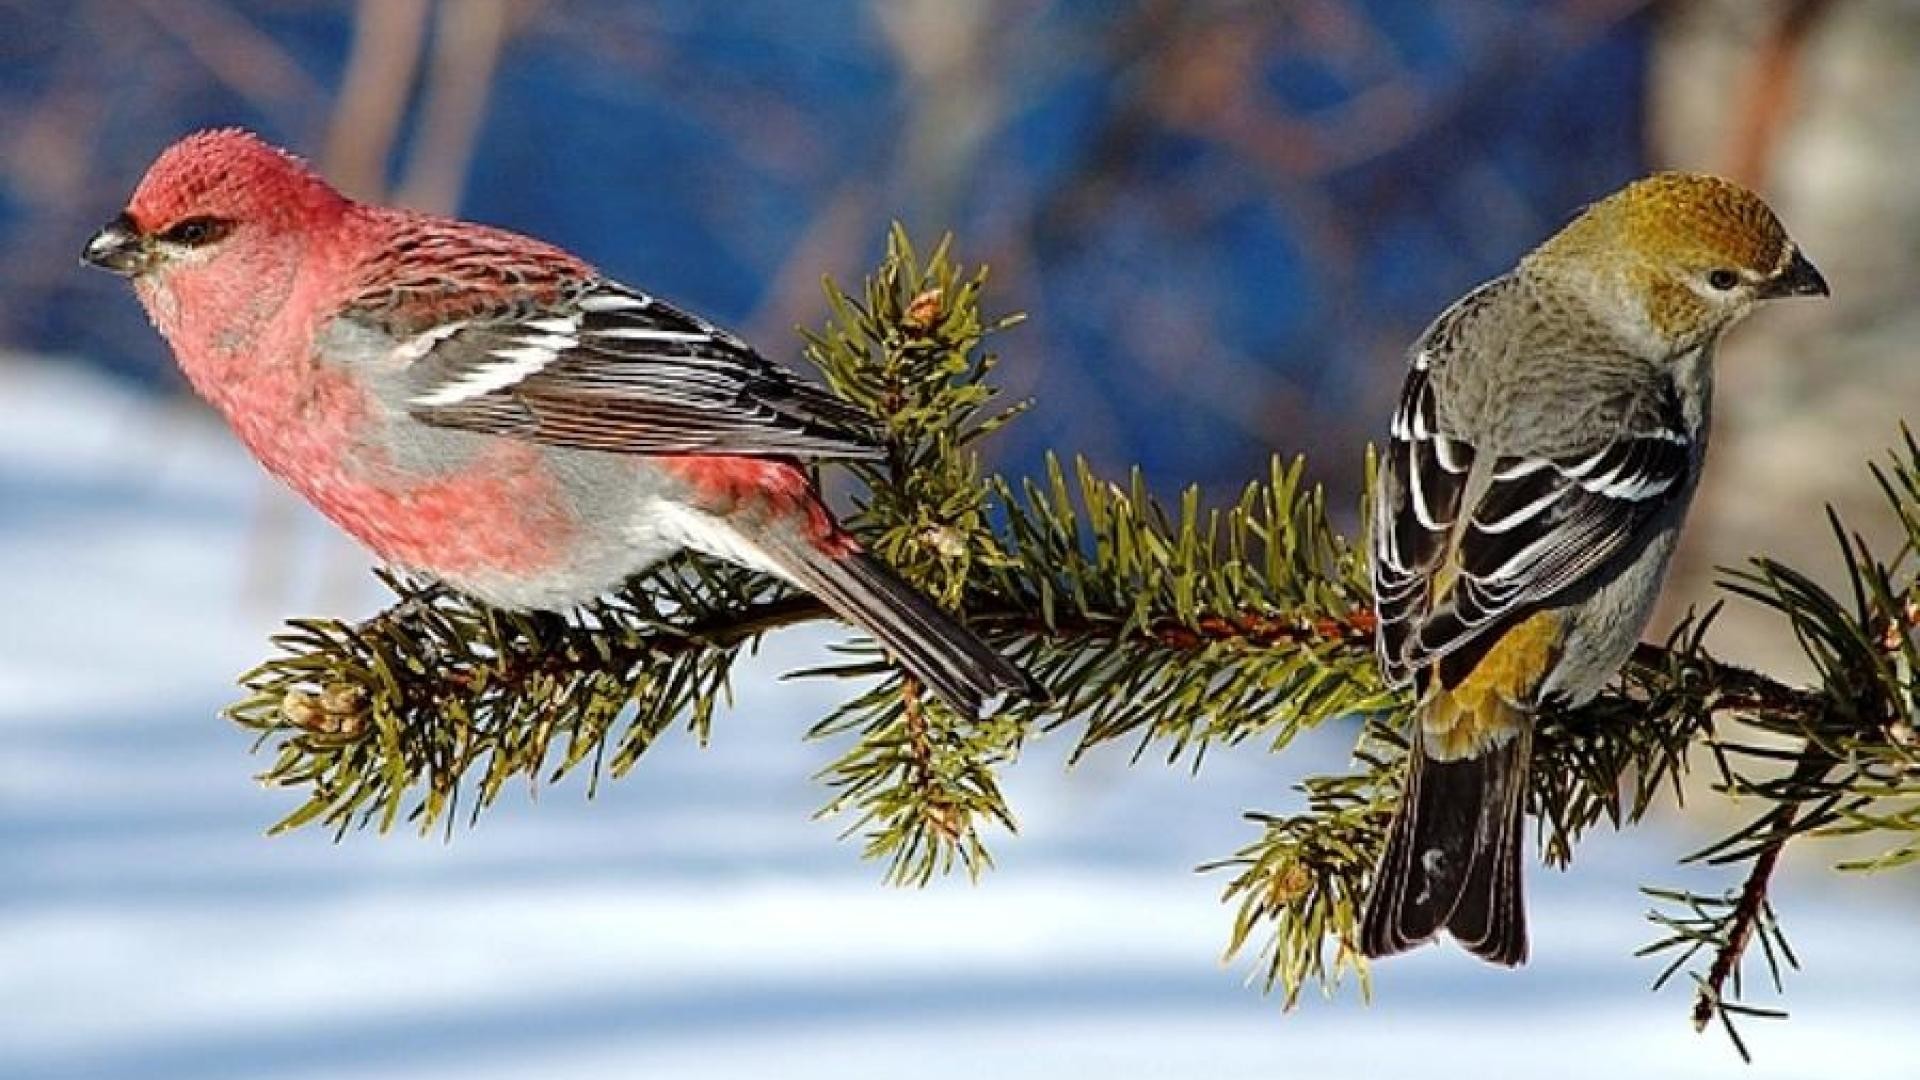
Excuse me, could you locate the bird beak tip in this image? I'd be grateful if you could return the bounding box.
[82,212,150,277]
[1767,248,1830,300]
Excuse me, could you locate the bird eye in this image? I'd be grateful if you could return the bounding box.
[160,216,232,248]
[1707,269,1739,291]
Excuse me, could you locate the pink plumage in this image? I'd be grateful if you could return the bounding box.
[87,128,1033,717]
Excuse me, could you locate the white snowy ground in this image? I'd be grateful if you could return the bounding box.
[0,357,1911,1080]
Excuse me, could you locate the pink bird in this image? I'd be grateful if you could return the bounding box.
[85,128,1034,717]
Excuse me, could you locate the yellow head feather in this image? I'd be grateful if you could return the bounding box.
[1543,172,1791,273]
[1526,172,1804,341]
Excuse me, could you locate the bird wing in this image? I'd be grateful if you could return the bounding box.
[1372,352,1694,691]
[340,229,883,461]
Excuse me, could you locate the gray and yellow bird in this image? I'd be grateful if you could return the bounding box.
[1360,173,1830,966]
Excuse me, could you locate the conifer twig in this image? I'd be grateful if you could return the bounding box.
[225,230,1920,1060]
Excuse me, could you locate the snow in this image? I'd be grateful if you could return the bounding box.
[1,357,1912,1079]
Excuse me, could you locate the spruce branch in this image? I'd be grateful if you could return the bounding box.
[988,453,1388,767]
[1636,433,1920,1055]
[1205,745,1395,1008]
[225,231,1920,1055]
[1208,607,1789,1010]
[782,225,1034,883]
[232,558,797,836]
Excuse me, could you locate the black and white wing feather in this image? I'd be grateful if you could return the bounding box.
[396,280,882,459]
[1373,360,1694,689]
[1372,351,1475,685]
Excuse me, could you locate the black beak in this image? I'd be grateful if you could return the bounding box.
[82,212,151,276]
[1761,247,1829,300]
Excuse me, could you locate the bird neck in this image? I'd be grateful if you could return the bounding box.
[1518,251,1718,361]
[138,199,373,457]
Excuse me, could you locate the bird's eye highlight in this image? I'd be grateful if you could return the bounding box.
[159,216,233,248]
[1707,269,1739,291]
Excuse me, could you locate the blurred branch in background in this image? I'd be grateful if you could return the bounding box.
[393,0,516,213]
[0,0,307,354]
[985,0,1660,496]
[741,0,1008,353]
[323,0,430,200]
[1722,0,1835,186]
[325,0,533,211]
[123,0,323,121]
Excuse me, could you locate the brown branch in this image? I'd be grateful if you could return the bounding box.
[653,592,834,651]
[1690,743,1837,1032]
[1144,609,1375,651]
[351,585,1802,738]
[277,586,836,738]
[360,579,1819,722]
[323,580,1383,736]
[899,679,963,842]
[659,593,1380,657]
[1629,641,1827,722]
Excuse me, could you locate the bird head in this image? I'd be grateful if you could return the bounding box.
[1524,172,1828,353]
[83,129,349,347]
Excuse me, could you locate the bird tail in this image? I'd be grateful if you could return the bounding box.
[771,541,1038,719]
[1358,712,1531,966]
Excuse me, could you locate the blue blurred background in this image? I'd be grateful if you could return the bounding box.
[15,0,1660,491]
[6,1,1918,1077]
